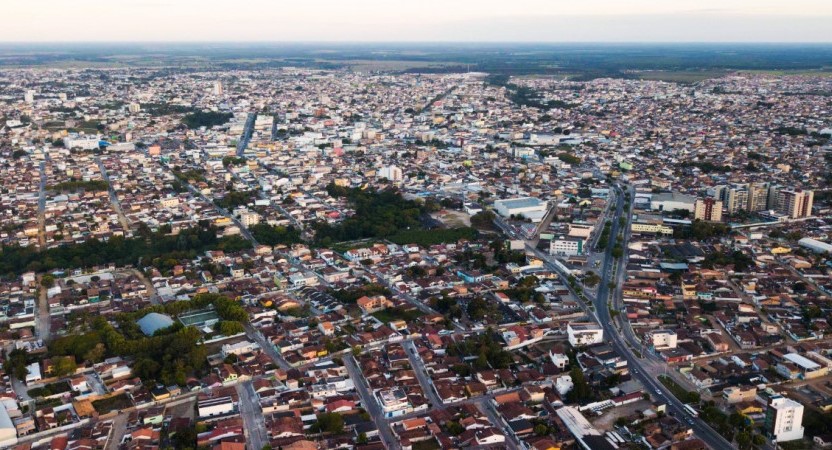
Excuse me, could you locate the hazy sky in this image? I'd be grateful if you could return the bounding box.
[2,0,831,42]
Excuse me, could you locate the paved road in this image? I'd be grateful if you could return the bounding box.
[236,380,268,450]
[95,156,131,231]
[343,354,399,450]
[593,184,735,450]
[244,324,292,370]
[475,398,520,450]
[37,160,46,248]
[104,413,127,450]
[236,113,256,157]
[402,340,443,408]
[35,274,51,341]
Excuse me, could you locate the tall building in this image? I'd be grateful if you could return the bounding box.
[694,198,723,222]
[748,182,770,212]
[24,90,35,103]
[720,185,749,214]
[378,165,403,182]
[213,81,223,96]
[777,189,814,219]
[766,397,804,442]
[128,103,141,113]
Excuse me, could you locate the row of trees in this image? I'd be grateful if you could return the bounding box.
[0,222,249,277]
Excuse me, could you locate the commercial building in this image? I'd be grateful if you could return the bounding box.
[64,135,101,150]
[567,322,603,347]
[377,387,410,418]
[649,330,678,350]
[493,197,548,222]
[694,198,723,222]
[631,222,673,235]
[550,236,585,256]
[650,192,696,213]
[766,397,804,442]
[799,238,832,254]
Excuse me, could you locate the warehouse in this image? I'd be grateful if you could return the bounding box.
[494,197,547,222]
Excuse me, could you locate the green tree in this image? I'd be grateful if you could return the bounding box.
[312,412,344,434]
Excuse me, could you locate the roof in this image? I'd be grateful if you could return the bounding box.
[137,312,174,336]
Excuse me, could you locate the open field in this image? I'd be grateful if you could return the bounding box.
[632,70,731,83]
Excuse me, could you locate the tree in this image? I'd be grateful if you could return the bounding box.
[52,356,78,377]
[312,412,344,434]
[534,423,549,436]
[356,433,368,444]
[40,274,55,288]
[84,343,106,364]
[566,366,592,403]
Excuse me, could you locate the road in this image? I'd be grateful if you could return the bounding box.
[343,355,400,450]
[236,113,256,157]
[37,160,46,248]
[104,413,127,450]
[35,274,51,341]
[402,340,443,408]
[475,398,520,450]
[244,323,292,370]
[236,380,268,450]
[96,156,131,231]
[592,184,735,450]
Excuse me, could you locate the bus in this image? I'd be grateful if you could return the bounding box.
[684,404,699,417]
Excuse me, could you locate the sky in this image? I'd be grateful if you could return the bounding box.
[1,0,831,42]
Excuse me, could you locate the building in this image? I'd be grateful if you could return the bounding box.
[550,236,585,256]
[650,192,696,213]
[776,189,814,219]
[631,222,673,235]
[137,312,175,336]
[723,386,758,404]
[494,197,548,222]
[766,397,804,442]
[198,396,235,418]
[377,388,410,418]
[213,81,223,96]
[357,295,392,314]
[378,165,403,182]
[649,330,678,350]
[0,406,17,448]
[24,90,34,104]
[64,135,101,150]
[221,341,260,358]
[128,103,141,113]
[799,238,832,254]
[694,198,723,222]
[567,323,603,347]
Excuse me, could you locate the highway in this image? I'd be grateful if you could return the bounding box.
[591,184,735,450]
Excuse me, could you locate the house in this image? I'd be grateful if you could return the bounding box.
[357,295,392,314]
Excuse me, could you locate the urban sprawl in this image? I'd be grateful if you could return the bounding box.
[0,68,830,450]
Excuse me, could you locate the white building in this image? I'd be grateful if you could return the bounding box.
[213,81,224,96]
[198,396,235,418]
[550,236,585,256]
[799,238,832,254]
[24,362,41,385]
[377,387,410,418]
[650,192,696,213]
[24,90,35,104]
[221,341,260,358]
[378,165,403,182]
[555,375,574,396]
[767,397,804,442]
[649,330,678,350]
[0,406,17,448]
[64,135,101,150]
[567,323,603,347]
[493,197,547,222]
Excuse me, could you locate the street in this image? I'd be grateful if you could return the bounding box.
[343,354,400,450]
[236,380,268,450]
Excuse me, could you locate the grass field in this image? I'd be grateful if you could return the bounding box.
[372,307,425,324]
